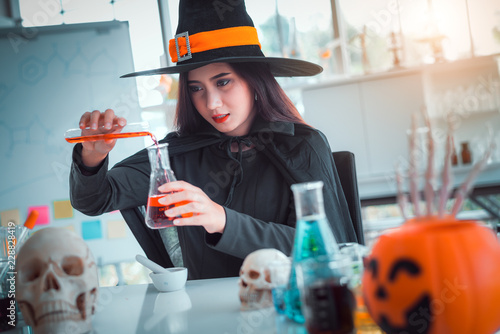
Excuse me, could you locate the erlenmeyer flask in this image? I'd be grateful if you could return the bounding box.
[145,143,182,229]
[284,181,340,323]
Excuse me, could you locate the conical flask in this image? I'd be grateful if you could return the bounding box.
[284,181,340,323]
[145,143,178,229]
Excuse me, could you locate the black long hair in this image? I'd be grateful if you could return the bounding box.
[174,62,307,135]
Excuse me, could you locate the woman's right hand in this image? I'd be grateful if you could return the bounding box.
[79,109,127,167]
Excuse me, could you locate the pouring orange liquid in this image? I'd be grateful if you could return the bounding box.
[65,122,193,226]
[65,131,154,143]
[64,122,154,143]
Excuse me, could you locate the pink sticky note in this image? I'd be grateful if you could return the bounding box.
[28,206,50,225]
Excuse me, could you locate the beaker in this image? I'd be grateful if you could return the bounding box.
[284,181,340,324]
[64,121,154,143]
[145,143,189,229]
[295,254,356,334]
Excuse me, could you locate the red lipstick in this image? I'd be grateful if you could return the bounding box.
[213,114,229,124]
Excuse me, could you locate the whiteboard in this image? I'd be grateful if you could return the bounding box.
[0,21,147,265]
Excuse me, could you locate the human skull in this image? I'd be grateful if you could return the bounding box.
[16,227,99,334]
[238,248,290,310]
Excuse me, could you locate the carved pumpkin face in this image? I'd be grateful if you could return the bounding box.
[364,255,431,334]
[362,217,500,334]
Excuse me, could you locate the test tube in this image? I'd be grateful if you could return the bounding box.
[64,121,151,143]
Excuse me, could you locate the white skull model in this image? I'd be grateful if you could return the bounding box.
[238,248,290,310]
[16,227,99,334]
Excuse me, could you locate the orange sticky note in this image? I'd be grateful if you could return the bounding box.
[1,209,20,227]
[53,200,73,219]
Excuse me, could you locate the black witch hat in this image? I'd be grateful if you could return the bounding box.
[121,0,322,78]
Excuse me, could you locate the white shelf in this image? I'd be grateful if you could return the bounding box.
[358,161,500,200]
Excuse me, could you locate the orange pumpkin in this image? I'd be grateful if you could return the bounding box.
[362,216,500,334]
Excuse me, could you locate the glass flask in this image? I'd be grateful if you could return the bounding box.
[295,254,356,334]
[145,143,179,229]
[284,181,340,324]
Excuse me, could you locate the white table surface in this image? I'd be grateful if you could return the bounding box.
[93,276,306,334]
[9,277,500,334]
[9,277,306,334]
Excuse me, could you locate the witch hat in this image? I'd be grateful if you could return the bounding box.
[121,0,322,78]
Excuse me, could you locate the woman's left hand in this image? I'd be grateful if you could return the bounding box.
[157,181,226,234]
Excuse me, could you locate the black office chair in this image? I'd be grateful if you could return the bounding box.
[332,151,365,245]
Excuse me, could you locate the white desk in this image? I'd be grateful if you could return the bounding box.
[93,277,306,334]
[10,277,500,333]
[10,277,306,334]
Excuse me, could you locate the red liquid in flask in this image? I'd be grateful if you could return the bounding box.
[146,136,193,229]
[146,195,192,228]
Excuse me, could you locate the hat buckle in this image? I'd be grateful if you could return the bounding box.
[175,31,192,62]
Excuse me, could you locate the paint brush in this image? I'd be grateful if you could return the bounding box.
[422,107,435,216]
[396,162,409,220]
[451,139,496,217]
[438,134,454,217]
[409,113,421,217]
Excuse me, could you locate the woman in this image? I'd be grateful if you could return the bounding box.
[70,0,358,279]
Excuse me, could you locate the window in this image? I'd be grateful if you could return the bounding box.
[164,0,341,87]
[162,0,341,114]
[468,0,500,56]
[338,0,500,74]
[166,0,500,83]
[19,0,500,85]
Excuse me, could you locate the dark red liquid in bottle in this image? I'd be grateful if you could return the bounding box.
[305,281,356,334]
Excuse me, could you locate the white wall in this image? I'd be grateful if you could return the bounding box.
[0,21,146,265]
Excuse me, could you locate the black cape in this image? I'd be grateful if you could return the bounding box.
[70,117,358,277]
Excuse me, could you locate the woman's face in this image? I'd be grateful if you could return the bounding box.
[187,62,256,137]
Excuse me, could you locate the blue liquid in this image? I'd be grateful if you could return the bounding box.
[284,269,305,323]
[285,217,338,324]
[272,285,287,314]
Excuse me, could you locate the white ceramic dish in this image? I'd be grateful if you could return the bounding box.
[150,267,188,292]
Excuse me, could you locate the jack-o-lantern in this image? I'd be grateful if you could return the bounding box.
[362,216,500,334]
[362,112,500,334]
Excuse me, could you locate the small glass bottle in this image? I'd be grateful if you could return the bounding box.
[451,146,458,166]
[145,143,178,229]
[284,181,340,324]
[460,141,472,165]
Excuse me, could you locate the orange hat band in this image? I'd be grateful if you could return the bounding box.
[169,26,261,63]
